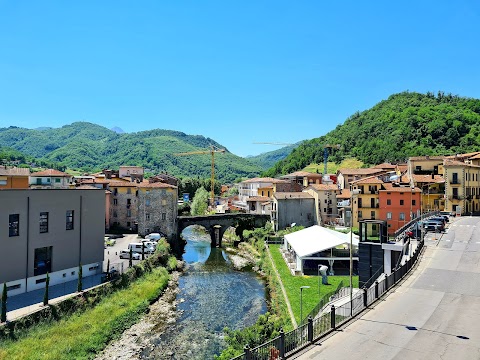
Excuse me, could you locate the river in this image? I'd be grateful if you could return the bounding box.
[143,226,268,359]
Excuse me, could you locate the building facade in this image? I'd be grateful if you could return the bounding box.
[271,192,315,231]
[0,189,105,296]
[30,169,73,189]
[0,166,30,189]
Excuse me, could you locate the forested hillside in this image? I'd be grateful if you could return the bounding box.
[264,91,480,177]
[246,143,300,169]
[0,122,263,183]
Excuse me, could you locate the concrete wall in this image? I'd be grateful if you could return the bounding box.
[0,189,105,295]
[274,198,315,230]
[137,187,178,238]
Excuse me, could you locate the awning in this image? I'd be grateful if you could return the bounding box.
[284,225,359,258]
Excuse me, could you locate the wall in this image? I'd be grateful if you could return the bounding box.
[0,189,104,295]
[137,187,178,238]
[274,198,315,230]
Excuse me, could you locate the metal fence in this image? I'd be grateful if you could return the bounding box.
[232,238,425,359]
[300,280,344,325]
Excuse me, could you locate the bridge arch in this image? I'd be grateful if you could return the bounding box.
[177,213,270,248]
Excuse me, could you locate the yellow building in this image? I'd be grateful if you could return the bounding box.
[350,177,383,229]
[443,159,480,214]
[408,174,445,213]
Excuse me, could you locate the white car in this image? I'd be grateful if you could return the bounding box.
[119,249,141,260]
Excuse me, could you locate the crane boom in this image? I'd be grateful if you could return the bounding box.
[174,145,225,206]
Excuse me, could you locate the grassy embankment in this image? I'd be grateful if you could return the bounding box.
[269,244,359,324]
[0,267,170,360]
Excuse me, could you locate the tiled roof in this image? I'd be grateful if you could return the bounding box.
[137,182,177,189]
[445,151,480,159]
[0,167,30,176]
[409,155,445,161]
[468,153,480,160]
[337,189,351,199]
[242,177,289,184]
[337,168,383,175]
[409,174,445,184]
[351,176,383,185]
[381,183,421,192]
[307,184,339,191]
[247,196,270,202]
[273,192,314,200]
[372,163,396,169]
[443,159,480,168]
[281,171,323,178]
[107,181,138,187]
[30,169,72,177]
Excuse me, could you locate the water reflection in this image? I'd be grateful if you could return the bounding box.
[144,226,267,359]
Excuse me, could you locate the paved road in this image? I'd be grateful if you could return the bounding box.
[294,216,480,360]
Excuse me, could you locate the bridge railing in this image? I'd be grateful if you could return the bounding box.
[230,238,425,359]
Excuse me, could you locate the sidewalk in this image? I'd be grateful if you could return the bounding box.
[4,274,103,321]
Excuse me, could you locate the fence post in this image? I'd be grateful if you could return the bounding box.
[374,280,379,299]
[330,305,336,329]
[308,316,313,342]
[363,287,367,307]
[244,345,251,360]
[279,328,285,359]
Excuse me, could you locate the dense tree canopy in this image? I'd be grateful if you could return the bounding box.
[264,91,480,177]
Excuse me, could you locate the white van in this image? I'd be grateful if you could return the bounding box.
[141,240,157,250]
[119,249,141,260]
[128,242,155,254]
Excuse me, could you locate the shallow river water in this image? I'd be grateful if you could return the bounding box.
[143,227,267,359]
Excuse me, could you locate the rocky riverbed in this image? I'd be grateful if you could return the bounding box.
[95,270,182,360]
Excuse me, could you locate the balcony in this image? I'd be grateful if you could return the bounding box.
[450,180,461,185]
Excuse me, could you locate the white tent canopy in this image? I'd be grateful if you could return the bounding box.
[284,225,359,258]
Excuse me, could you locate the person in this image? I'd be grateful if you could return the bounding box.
[319,265,329,285]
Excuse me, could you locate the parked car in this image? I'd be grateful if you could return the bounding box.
[105,238,116,246]
[423,221,444,232]
[119,249,141,259]
[145,233,162,241]
[429,216,447,225]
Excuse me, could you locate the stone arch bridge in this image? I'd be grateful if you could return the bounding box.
[177,213,270,247]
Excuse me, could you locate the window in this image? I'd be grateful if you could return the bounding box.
[127,188,131,194]
[452,173,458,184]
[66,210,74,230]
[127,199,131,205]
[36,178,42,185]
[145,228,150,234]
[387,199,391,205]
[370,211,375,219]
[323,208,326,212]
[399,212,405,220]
[127,210,131,217]
[127,221,131,227]
[40,212,49,233]
[358,211,363,219]
[113,198,118,205]
[34,246,52,276]
[412,200,416,205]
[324,199,328,204]
[387,212,392,220]
[146,213,150,221]
[162,213,166,220]
[0,180,6,185]
[113,211,117,218]
[55,178,61,183]
[7,284,21,291]
[162,199,167,206]
[400,199,404,205]
[146,199,151,206]
[9,214,19,237]
[113,188,118,195]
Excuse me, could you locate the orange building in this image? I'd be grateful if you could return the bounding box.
[379,183,421,235]
[0,166,30,189]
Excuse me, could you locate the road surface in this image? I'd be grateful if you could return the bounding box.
[293,216,480,360]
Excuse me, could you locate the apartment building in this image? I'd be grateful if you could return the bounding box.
[271,192,315,231]
[0,189,105,296]
[0,166,30,189]
[304,184,340,225]
[136,182,178,238]
[337,168,384,190]
[30,169,73,189]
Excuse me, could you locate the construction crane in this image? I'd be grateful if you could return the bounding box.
[253,142,340,175]
[174,145,225,206]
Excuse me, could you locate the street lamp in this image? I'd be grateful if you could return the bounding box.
[300,286,310,324]
[349,189,361,316]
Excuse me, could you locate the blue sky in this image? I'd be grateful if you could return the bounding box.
[1,1,479,157]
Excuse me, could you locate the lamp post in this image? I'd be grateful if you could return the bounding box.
[349,189,361,316]
[318,265,321,296]
[300,286,310,324]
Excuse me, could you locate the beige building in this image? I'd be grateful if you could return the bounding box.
[30,169,73,189]
[304,184,340,225]
[443,159,480,214]
[0,189,105,296]
[337,168,384,190]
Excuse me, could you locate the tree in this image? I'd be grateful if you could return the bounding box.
[1,283,6,323]
[129,248,133,267]
[43,273,50,306]
[141,244,145,260]
[190,187,209,215]
[77,264,83,292]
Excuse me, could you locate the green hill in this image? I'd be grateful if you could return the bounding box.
[264,91,480,177]
[246,143,300,169]
[0,122,262,183]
